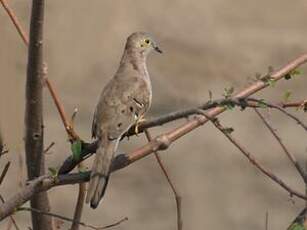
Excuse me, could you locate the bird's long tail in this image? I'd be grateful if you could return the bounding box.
[86,138,119,208]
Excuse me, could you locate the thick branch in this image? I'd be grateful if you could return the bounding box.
[25,0,52,229]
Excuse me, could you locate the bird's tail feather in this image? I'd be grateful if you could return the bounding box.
[86,139,118,208]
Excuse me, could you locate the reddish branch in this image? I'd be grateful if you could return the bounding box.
[0,0,78,141]
[0,54,306,221]
[145,130,182,230]
[0,0,28,45]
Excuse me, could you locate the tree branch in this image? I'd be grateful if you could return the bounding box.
[144,130,182,230]
[254,108,307,183]
[25,0,52,229]
[59,97,307,175]
[203,114,307,200]
[0,0,78,141]
[0,161,10,186]
[17,207,128,230]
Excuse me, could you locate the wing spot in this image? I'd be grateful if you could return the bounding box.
[117,123,122,128]
[129,106,134,112]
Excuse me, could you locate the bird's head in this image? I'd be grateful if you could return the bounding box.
[126,32,162,56]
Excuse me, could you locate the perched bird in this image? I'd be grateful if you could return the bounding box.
[86,32,162,208]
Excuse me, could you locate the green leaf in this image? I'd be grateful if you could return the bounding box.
[287,223,305,230]
[283,90,292,102]
[223,87,234,99]
[71,139,82,161]
[48,167,58,177]
[268,78,276,87]
[290,68,302,77]
[257,99,267,108]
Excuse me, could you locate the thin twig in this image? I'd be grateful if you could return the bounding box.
[265,211,269,230]
[248,98,307,132]
[70,182,86,230]
[0,0,28,45]
[17,207,128,230]
[254,108,307,183]
[202,113,307,200]
[144,130,182,230]
[43,142,55,154]
[0,0,78,141]
[0,161,10,186]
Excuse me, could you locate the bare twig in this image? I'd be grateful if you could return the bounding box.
[203,114,307,200]
[144,130,182,230]
[17,207,128,230]
[70,182,86,230]
[248,98,307,132]
[43,142,55,154]
[0,161,10,186]
[280,100,307,109]
[0,0,28,45]
[0,0,78,141]
[254,108,307,183]
[265,211,269,230]
[70,109,85,230]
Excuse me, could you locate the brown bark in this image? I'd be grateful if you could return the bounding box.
[25,0,52,229]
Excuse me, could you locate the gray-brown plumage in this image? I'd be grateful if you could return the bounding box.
[86,32,162,208]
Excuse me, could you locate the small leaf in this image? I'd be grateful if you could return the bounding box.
[288,223,305,230]
[223,87,234,99]
[283,90,292,102]
[290,68,302,77]
[71,139,82,161]
[257,99,267,108]
[48,167,58,177]
[224,104,235,111]
[268,78,276,87]
[222,127,234,134]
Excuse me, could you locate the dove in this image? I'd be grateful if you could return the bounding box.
[86,32,162,208]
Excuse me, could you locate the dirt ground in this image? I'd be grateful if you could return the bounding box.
[1,0,307,229]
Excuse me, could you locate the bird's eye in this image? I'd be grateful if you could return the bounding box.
[145,39,150,44]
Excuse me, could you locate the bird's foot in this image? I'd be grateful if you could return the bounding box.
[134,117,146,135]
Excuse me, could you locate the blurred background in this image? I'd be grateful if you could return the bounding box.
[1,0,307,229]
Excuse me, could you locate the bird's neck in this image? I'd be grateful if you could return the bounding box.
[120,47,147,71]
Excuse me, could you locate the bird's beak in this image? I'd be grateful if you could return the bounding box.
[154,46,163,53]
